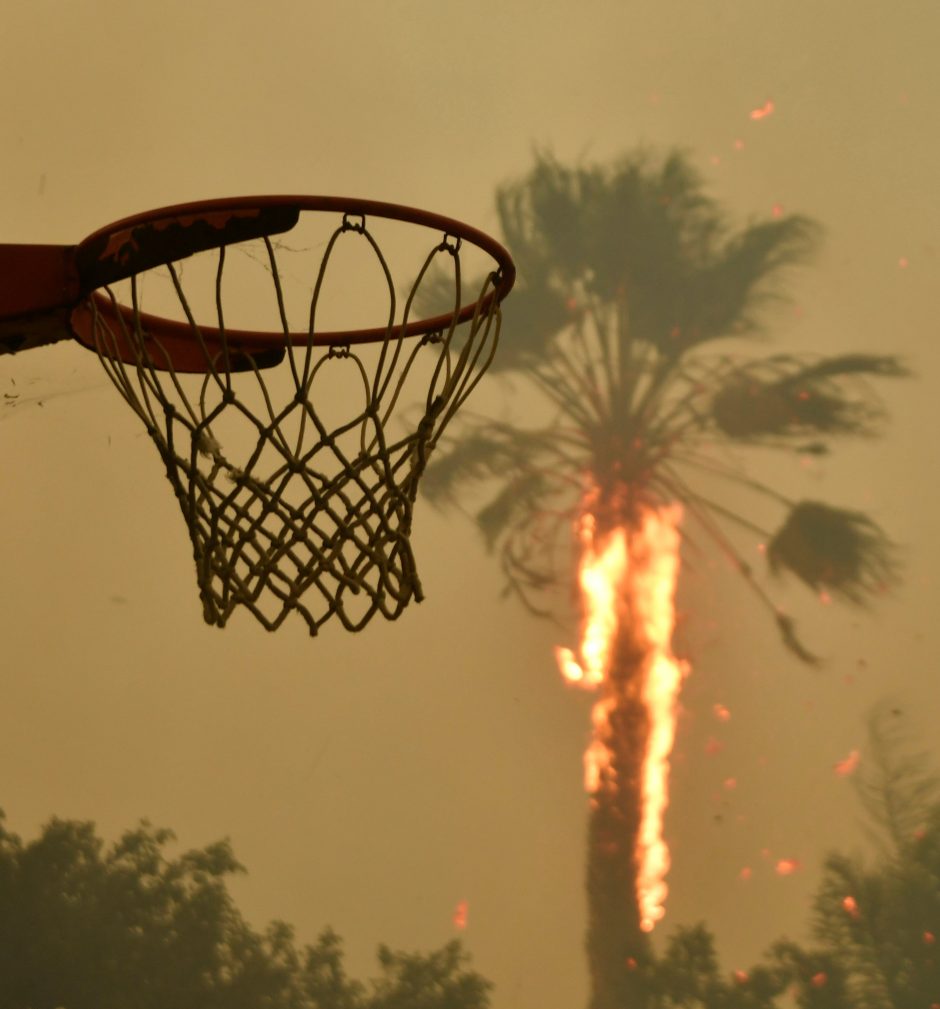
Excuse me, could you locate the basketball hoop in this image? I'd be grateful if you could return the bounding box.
[0,197,515,634]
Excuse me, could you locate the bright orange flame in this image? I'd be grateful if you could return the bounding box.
[555,501,687,933]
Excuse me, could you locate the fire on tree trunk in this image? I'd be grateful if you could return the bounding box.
[556,497,687,1009]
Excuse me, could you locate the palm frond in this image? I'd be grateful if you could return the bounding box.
[689,215,822,340]
[421,424,560,507]
[767,502,898,605]
[475,472,553,550]
[711,353,906,442]
[776,612,822,666]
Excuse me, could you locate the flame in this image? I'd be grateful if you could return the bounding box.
[452,900,468,929]
[555,501,687,933]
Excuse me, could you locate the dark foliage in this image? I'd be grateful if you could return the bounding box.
[0,812,491,1009]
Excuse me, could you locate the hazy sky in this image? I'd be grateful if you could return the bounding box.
[1,3,938,1006]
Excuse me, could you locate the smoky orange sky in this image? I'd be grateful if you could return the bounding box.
[1,3,938,1007]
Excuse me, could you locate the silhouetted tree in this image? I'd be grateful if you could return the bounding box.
[421,149,904,1009]
[0,811,491,1009]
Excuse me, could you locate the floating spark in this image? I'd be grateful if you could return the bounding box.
[833,749,860,776]
[775,858,801,875]
[842,895,860,918]
[750,100,775,120]
[555,501,687,932]
[452,900,468,930]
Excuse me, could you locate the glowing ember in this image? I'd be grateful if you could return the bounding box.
[833,749,861,776]
[739,866,752,881]
[811,973,828,988]
[750,99,775,120]
[924,931,936,945]
[555,501,687,933]
[842,895,860,918]
[452,900,468,929]
[775,858,801,875]
[713,703,731,722]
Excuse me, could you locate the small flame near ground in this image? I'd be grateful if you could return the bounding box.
[555,502,687,932]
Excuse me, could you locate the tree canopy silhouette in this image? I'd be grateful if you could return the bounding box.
[0,811,491,1009]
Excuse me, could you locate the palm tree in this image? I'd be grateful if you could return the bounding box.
[420,149,903,1009]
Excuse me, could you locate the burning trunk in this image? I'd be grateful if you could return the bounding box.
[556,497,687,1009]
[586,631,653,1009]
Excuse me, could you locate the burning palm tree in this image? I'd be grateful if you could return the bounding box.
[420,150,903,1009]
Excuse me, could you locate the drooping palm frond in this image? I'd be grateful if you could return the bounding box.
[711,354,907,443]
[767,502,898,605]
[775,612,822,666]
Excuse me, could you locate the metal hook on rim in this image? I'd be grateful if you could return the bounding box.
[342,212,367,234]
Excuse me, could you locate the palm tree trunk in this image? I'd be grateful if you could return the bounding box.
[586,627,653,1009]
